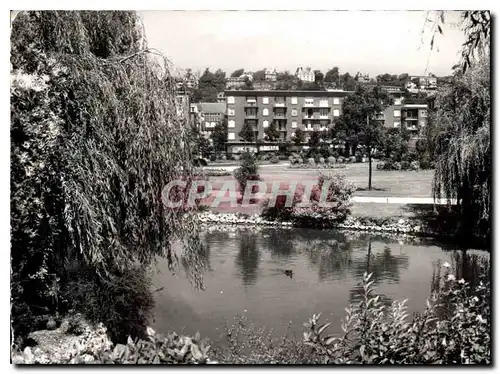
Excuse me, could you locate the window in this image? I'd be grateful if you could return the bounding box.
[393,122,400,128]
[228,120,235,128]
[263,108,269,116]
[291,132,296,137]
[320,98,329,107]
[228,132,235,140]
[263,120,269,128]
[333,98,340,105]
[420,110,427,117]
[394,110,401,117]
[420,120,426,127]
[394,98,402,105]
[227,96,235,104]
[228,108,235,116]
[333,109,340,117]
[305,97,314,104]
[320,108,329,116]
[291,97,298,104]
[291,109,298,117]
[262,97,269,104]
[246,96,257,102]
[291,121,297,128]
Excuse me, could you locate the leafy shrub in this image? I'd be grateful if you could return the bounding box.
[376,161,385,170]
[232,154,241,161]
[213,315,320,364]
[304,265,490,364]
[209,154,216,162]
[12,324,213,364]
[288,155,294,162]
[401,160,411,170]
[393,161,402,170]
[319,157,325,164]
[337,157,344,164]
[327,156,336,164]
[297,158,304,165]
[307,158,315,166]
[270,155,280,164]
[349,156,356,163]
[202,168,231,177]
[221,155,227,161]
[410,161,420,171]
[234,152,261,201]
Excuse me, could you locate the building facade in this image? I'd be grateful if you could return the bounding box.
[224,90,351,153]
[381,95,428,137]
[198,102,227,138]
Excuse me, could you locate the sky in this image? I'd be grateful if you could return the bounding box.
[141,10,465,77]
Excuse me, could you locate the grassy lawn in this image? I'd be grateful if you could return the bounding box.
[199,162,435,217]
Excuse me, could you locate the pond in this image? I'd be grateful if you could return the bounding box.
[150,228,488,345]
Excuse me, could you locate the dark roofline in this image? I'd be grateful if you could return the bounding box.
[224,89,354,97]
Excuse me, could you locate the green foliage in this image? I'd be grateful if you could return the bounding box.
[382,128,411,162]
[192,68,226,102]
[13,325,213,364]
[10,10,204,338]
[265,122,280,142]
[238,122,256,143]
[304,264,490,364]
[293,128,305,144]
[230,68,244,78]
[233,152,260,195]
[213,315,321,364]
[211,117,228,153]
[432,55,490,240]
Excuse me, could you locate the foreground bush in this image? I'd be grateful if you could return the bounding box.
[12,322,214,364]
[234,152,261,200]
[304,267,490,364]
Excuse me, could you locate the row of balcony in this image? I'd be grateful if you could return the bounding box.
[245,113,331,119]
[244,102,332,108]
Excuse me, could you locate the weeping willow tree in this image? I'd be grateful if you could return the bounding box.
[431,13,491,241]
[11,11,205,336]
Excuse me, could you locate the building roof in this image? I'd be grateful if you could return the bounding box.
[224,89,353,97]
[197,102,227,114]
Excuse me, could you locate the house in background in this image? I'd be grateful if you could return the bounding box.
[265,67,277,82]
[217,92,226,103]
[198,102,227,138]
[295,66,315,82]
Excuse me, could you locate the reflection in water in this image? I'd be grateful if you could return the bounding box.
[234,231,260,286]
[151,228,490,343]
[350,237,410,285]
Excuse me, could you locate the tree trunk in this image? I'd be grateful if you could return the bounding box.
[368,147,372,190]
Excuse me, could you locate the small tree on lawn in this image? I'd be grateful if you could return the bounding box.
[265,121,280,142]
[336,85,392,190]
[239,121,255,143]
[211,116,228,153]
[233,151,261,198]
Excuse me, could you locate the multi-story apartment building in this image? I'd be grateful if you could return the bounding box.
[217,92,226,103]
[295,66,315,82]
[381,95,428,137]
[225,90,351,153]
[198,102,227,138]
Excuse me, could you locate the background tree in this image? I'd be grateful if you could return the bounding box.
[336,85,392,189]
[239,121,256,143]
[252,69,266,82]
[192,68,226,102]
[211,116,228,153]
[340,72,357,91]
[382,127,411,162]
[324,67,339,88]
[243,76,254,90]
[275,71,298,90]
[230,68,244,77]
[265,121,280,142]
[314,70,324,87]
[293,128,305,145]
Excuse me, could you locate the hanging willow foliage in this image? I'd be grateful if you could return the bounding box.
[10,10,205,325]
[431,54,491,240]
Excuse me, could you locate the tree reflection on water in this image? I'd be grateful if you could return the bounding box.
[234,231,260,286]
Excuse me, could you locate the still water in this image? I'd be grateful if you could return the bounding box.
[151,228,488,344]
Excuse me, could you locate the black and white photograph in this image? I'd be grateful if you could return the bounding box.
[9,7,491,365]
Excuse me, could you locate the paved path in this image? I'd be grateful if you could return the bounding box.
[352,196,456,205]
